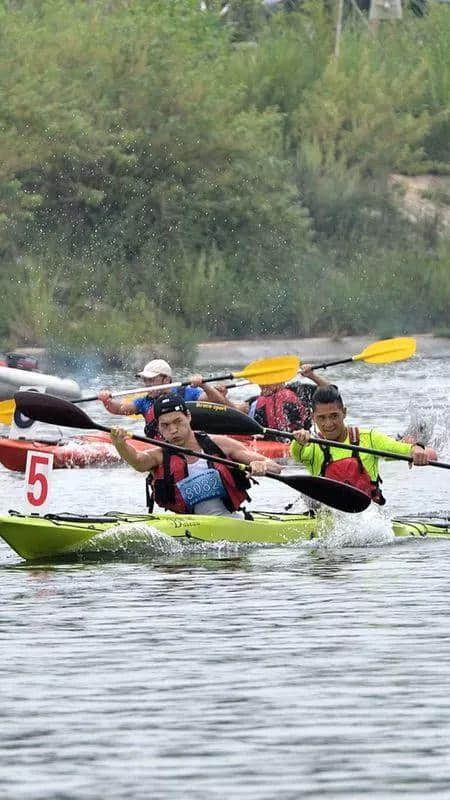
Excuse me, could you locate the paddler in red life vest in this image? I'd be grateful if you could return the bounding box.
[251,364,330,436]
[291,385,430,504]
[98,358,228,441]
[109,394,282,517]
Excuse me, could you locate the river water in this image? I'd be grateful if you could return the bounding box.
[1,355,449,799]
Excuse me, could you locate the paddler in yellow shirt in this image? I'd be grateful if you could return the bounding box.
[291,385,431,505]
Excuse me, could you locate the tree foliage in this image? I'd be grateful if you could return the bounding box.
[0,0,448,360]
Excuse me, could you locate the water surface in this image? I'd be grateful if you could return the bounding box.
[1,356,449,798]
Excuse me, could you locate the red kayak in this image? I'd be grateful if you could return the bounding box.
[228,435,291,461]
[0,432,291,473]
[0,433,153,472]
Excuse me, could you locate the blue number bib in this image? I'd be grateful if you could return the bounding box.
[177,468,226,508]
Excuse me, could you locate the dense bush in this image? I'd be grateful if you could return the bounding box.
[0,0,448,360]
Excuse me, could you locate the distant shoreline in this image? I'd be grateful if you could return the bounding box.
[195,333,450,368]
[7,333,450,373]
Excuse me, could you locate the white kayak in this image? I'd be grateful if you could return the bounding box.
[0,366,81,401]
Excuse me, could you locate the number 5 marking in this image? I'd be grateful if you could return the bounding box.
[27,454,50,506]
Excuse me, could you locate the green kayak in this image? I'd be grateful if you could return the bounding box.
[392,513,450,538]
[0,511,448,561]
[0,510,332,560]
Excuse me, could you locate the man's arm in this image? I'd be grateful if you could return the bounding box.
[207,382,250,413]
[109,427,163,472]
[98,391,140,416]
[369,431,429,466]
[298,364,329,388]
[188,373,237,407]
[290,433,315,467]
[230,399,250,414]
[290,428,429,467]
[211,434,282,475]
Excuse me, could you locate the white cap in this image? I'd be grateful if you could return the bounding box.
[137,359,172,379]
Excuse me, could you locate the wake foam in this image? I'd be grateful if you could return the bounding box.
[74,509,397,560]
[75,522,262,558]
[403,398,450,455]
[308,504,394,551]
[76,522,185,557]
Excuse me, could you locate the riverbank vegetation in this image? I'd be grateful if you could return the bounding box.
[0,0,449,363]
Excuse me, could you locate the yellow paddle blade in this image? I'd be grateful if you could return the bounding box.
[353,337,417,364]
[235,355,300,385]
[0,398,15,425]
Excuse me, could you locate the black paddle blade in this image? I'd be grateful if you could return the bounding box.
[269,472,371,513]
[187,401,260,435]
[14,391,98,430]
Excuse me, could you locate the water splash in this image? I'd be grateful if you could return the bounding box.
[75,522,263,559]
[77,522,185,557]
[309,505,394,551]
[402,398,450,455]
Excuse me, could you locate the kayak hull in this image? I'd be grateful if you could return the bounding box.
[0,434,290,473]
[0,511,327,560]
[0,434,153,472]
[0,366,81,400]
[229,435,291,461]
[1,511,449,561]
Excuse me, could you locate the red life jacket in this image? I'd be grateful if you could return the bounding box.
[148,432,252,513]
[254,387,309,433]
[319,427,386,505]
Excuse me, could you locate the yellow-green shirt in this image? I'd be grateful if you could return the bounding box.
[290,429,413,480]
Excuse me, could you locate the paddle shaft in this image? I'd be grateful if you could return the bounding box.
[76,371,321,404]
[188,402,450,469]
[310,357,353,370]
[310,337,416,370]
[75,375,232,404]
[77,338,413,404]
[109,424,369,508]
[11,391,371,512]
[186,404,450,471]
[95,421,285,482]
[262,427,450,470]
[76,368,293,404]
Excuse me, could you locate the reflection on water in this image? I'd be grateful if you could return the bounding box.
[0,357,450,798]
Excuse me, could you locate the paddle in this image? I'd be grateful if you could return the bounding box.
[0,398,15,425]
[74,354,301,403]
[174,337,417,403]
[190,337,416,394]
[308,336,416,370]
[187,401,262,435]
[14,391,370,513]
[186,402,450,471]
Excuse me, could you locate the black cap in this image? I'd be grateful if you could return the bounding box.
[153,393,188,420]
